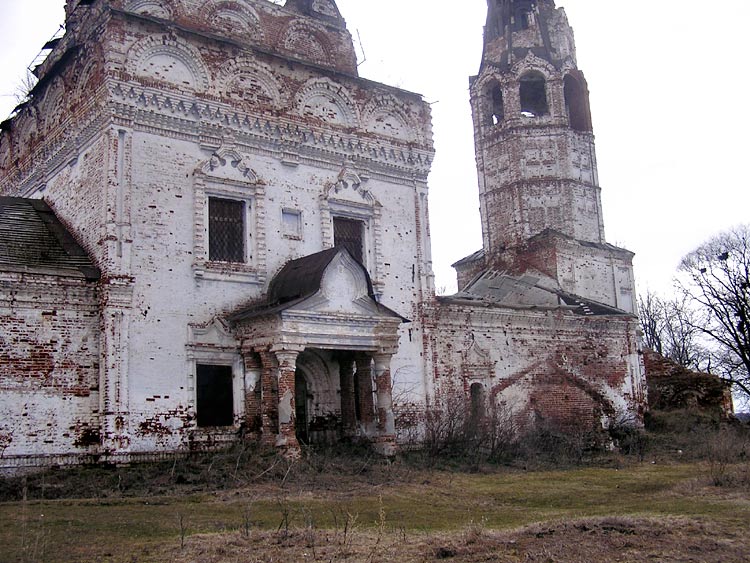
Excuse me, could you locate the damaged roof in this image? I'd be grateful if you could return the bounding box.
[230,247,404,322]
[0,197,100,281]
[441,269,628,317]
[268,247,374,306]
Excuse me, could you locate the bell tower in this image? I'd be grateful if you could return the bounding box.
[473,0,599,252]
[458,0,636,313]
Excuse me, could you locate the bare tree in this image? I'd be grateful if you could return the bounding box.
[13,70,37,107]
[678,225,750,401]
[638,291,666,355]
[638,290,705,369]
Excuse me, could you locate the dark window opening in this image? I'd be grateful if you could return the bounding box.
[564,74,593,132]
[517,10,531,30]
[486,82,504,126]
[520,71,548,117]
[470,382,486,422]
[333,217,364,263]
[208,197,245,262]
[196,364,234,427]
[513,2,533,31]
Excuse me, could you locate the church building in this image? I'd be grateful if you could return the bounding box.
[0,0,645,471]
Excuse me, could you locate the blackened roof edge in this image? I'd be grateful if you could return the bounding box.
[0,196,100,281]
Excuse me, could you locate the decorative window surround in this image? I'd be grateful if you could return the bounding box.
[193,149,266,284]
[320,170,384,296]
[187,319,245,429]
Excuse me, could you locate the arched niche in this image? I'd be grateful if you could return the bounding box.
[203,1,263,42]
[127,36,209,91]
[280,20,332,68]
[124,0,175,19]
[295,78,359,127]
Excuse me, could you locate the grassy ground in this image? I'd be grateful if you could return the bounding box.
[2,457,749,562]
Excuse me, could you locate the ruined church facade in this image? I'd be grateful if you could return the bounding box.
[0,0,645,471]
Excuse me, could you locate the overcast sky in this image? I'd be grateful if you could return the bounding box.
[1,1,749,297]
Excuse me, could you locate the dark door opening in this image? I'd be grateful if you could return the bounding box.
[295,368,309,444]
[196,364,234,427]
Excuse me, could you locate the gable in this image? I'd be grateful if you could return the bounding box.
[292,251,384,316]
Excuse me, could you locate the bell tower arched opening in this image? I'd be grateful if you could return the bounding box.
[519,71,548,117]
[564,74,592,132]
[485,80,505,126]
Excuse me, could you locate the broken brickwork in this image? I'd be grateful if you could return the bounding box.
[644,350,733,418]
[0,272,101,464]
[422,301,645,433]
[0,0,647,471]
[1,0,431,468]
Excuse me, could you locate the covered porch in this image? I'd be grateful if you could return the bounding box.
[230,248,405,456]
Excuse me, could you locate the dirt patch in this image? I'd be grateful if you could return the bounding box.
[115,516,748,563]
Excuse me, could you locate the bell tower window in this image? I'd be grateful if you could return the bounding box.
[564,74,593,132]
[519,71,548,117]
[486,81,505,126]
[513,2,534,30]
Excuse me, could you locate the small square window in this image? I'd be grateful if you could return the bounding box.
[282,209,302,239]
[208,197,245,262]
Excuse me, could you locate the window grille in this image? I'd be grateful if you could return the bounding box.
[333,217,364,263]
[208,197,245,262]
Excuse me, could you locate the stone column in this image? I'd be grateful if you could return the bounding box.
[373,353,397,456]
[256,349,278,446]
[273,349,301,455]
[338,353,357,439]
[241,350,262,437]
[354,354,376,432]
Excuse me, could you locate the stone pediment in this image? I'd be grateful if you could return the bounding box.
[188,317,236,349]
[229,248,404,354]
[288,250,393,318]
[230,247,405,324]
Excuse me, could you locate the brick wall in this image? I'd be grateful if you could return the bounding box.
[419,301,646,435]
[0,272,100,463]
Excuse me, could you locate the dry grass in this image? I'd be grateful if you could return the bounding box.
[1,460,749,562]
[18,516,745,562]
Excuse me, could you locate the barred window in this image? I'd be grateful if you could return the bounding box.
[208,197,245,262]
[333,217,364,263]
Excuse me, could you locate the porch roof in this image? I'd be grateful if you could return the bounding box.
[229,248,407,323]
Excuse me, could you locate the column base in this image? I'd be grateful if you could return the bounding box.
[372,435,397,457]
[275,434,302,459]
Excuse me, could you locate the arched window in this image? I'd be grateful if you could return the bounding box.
[485,80,504,126]
[564,74,592,132]
[519,71,548,117]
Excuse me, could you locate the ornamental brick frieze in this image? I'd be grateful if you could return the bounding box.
[105,83,432,182]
